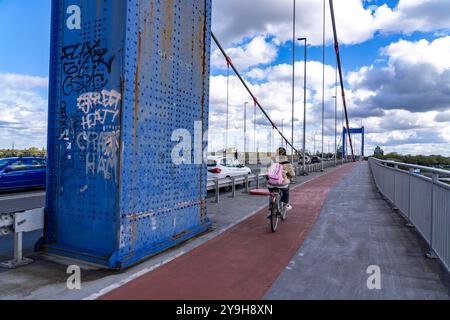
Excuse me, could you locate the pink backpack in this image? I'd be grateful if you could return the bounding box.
[267,163,284,185]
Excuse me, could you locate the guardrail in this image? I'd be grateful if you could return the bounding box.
[207,161,347,203]
[0,208,44,269]
[368,157,450,271]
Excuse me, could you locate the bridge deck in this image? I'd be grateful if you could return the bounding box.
[100,164,357,300]
[101,162,449,300]
[1,162,448,300]
[265,162,450,300]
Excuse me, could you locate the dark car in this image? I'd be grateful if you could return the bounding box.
[311,156,321,163]
[0,157,47,191]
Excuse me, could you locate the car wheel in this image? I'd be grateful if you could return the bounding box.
[223,176,232,192]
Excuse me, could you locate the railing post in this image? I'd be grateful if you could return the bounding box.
[393,164,398,206]
[245,175,249,193]
[427,173,439,259]
[256,174,260,190]
[231,177,236,198]
[214,179,220,203]
[14,232,23,263]
[406,168,414,228]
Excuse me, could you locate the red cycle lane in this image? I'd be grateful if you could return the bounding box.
[101,163,357,300]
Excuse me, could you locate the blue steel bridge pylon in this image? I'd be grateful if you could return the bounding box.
[342,127,365,161]
[43,0,212,269]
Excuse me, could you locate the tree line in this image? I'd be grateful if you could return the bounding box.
[0,147,47,158]
[373,153,450,167]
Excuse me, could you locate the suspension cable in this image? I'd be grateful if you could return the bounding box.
[328,0,355,162]
[211,32,300,154]
[322,0,326,168]
[225,56,231,151]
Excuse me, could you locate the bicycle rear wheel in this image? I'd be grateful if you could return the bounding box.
[270,194,280,232]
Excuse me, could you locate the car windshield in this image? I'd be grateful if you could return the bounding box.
[207,160,217,167]
[31,159,46,166]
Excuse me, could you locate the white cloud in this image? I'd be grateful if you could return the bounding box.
[382,36,450,73]
[211,36,278,71]
[212,0,450,50]
[373,0,450,34]
[208,32,450,156]
[0,73,48,90]
[208,57,346,153]
[0,73,48,149]
[348,36,450,113]
[213,0,376,47]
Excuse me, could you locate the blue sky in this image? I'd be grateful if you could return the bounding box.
[0,0,51,77]
[0,0,437,79]
[0,0,450,156]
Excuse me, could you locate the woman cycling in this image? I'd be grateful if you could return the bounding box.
[267,147,295,212]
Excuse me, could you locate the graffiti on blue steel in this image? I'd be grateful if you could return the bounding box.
[61,41,114,96]
[76,130,120,181]
[58,101,70,142]
[157,49,193,72]
[76,90,122,182]
[60,101,68,130]
[77,90,121,129]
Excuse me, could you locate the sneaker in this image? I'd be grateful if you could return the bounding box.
[286,204,293,211]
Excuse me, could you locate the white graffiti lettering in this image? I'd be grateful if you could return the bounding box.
[77,90,121,113]
[77,130,120,181]
[76,90,122,182]
[77,90,121,129]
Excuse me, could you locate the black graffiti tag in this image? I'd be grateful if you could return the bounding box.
[61,40,114,96]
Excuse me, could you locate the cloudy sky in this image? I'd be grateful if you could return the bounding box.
[0,0,449,156]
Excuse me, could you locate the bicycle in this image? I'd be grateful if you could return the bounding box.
[268,188,288,232]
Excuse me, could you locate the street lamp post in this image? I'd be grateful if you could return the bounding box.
[332,92,338,162]
[244,101,249,164]
[291,0,296,165]
[321,0,325,172]
[253,104,257,154]
[332,95,338,166]
[281,119,285,147]
[314,132,319,157]
[298,37,307,176]
[341,98,344,164]
[314,134,316,157]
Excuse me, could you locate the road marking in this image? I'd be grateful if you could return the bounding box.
[0,192,45,201]
[82,251,186,300]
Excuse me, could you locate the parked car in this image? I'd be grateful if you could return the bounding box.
[311,156,321,164]
[298,155,311,165]
[207,156,252,180]
[0,157,47,191]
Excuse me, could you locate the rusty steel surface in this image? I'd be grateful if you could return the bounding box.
[44,0,212,268]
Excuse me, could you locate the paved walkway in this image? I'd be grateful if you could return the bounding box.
[0,163,350,300]
[264,162,450,300]
[100,164,357,300]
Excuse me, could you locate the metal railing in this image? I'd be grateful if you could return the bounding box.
[207,161,348,203]
[369,157,450,271]
[0,208,44,269]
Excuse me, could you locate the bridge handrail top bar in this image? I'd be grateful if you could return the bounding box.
[370,157,450,176]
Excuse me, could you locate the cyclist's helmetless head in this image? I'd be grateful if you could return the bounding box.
[277,148,287,156]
